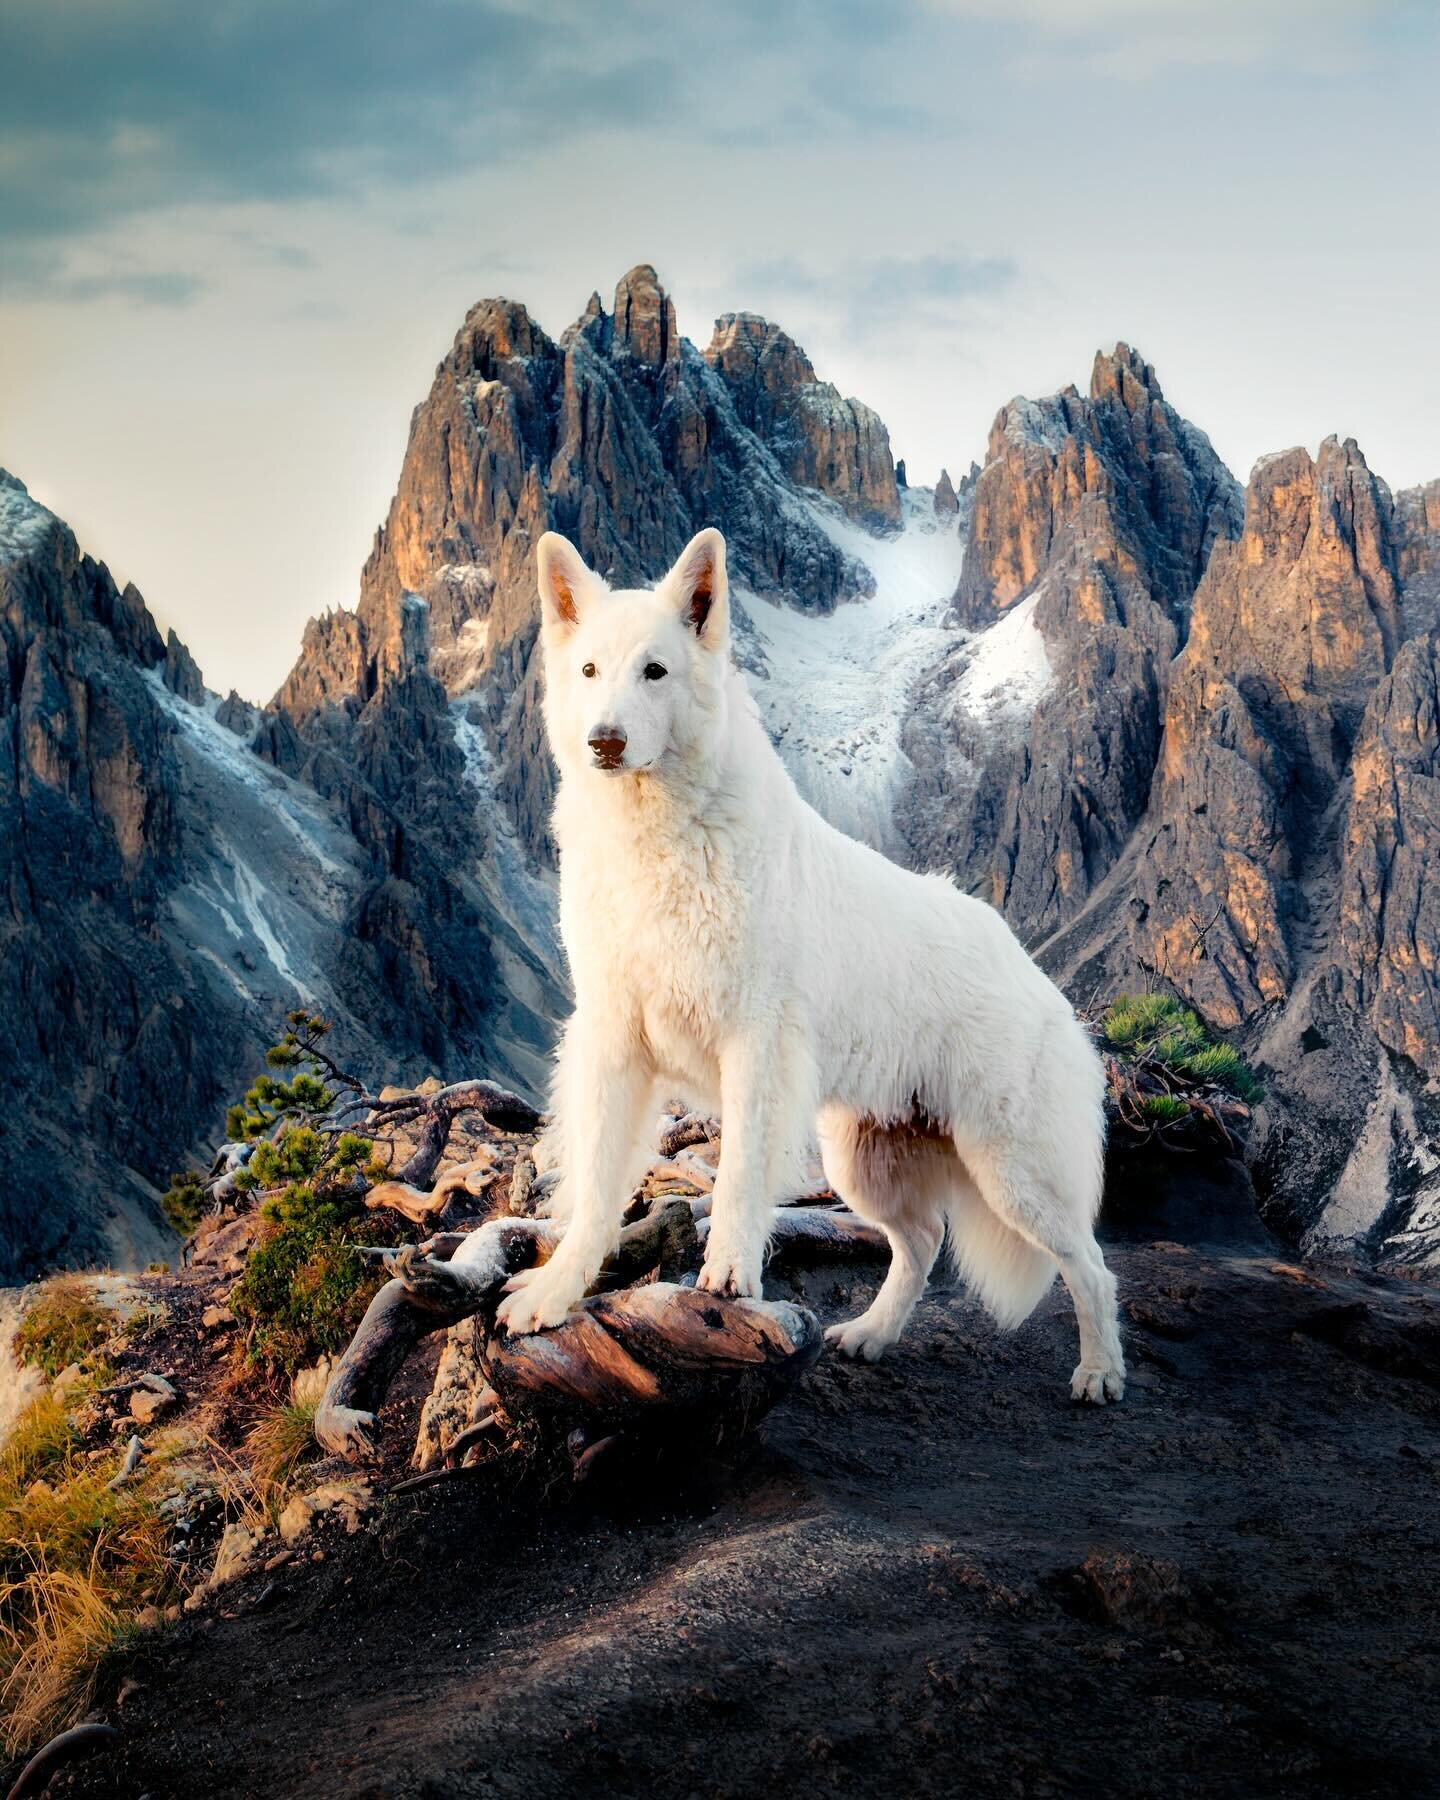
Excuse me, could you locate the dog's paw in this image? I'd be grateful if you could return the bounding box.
[695,1247,763,1299]
[1070,1362,1126,1405]
[824,1313,895,1363]
[495,1260,582,1335]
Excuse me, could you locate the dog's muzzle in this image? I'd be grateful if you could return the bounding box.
[588,728,627,771]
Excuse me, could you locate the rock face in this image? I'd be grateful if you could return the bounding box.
[0,471,561,1282]
[273,266,884,866]
[899,346,1243,941]
[1,469,214,1274]
[1013,426,1440,1260]
[1133,440,1400,1028]
[703,312,900,530]
[1338,630,1440,1073]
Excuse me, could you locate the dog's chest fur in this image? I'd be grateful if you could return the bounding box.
[558,782,759,1073]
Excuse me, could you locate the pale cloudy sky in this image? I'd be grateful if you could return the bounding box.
[2,0,1436,701]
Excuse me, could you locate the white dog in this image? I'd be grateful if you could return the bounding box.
[495,527,1125,1403]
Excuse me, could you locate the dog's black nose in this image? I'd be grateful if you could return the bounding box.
[588,728,627,768]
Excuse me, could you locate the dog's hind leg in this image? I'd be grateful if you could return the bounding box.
[957,1132,1125,1405]
[818,1110,949,1362]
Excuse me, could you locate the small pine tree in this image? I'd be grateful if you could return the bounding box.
[161,1170,206,1236]
[225,1010,354,1141]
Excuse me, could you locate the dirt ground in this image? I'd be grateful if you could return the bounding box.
[49,1192,1440,1800]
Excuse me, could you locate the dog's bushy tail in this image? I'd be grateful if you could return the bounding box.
[942,1178,1056,1330]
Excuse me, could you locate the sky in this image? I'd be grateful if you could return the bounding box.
[2,0,1437,702]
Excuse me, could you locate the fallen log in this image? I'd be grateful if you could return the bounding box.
[318,1188,884,1469]
[484,1283,823,1447]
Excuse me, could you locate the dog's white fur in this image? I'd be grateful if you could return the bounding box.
[495,527,1125,1402]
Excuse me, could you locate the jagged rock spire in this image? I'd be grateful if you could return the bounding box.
[611,264,677,364]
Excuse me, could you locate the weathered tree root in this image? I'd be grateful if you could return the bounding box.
[757,1207,888,1267]
[365,1155,496,1226]
[380,1080,543,1187]
[5,1723,121,1800]
[657,1111,720,1159]
[318,1194,877,1467]
[485,1284,824,1447]
[314,1218,556,1459]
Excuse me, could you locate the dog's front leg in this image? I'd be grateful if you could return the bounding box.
[697,1030,807,1299]
[497,1021,652,1334]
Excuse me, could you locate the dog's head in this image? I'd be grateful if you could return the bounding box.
[535,527,730,780]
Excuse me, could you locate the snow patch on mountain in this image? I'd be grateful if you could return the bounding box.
[947,591,1051,726]
[742,488,966,850]
[145,671,362,1010]
[0,473,54,565]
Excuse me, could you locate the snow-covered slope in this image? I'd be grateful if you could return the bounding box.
[742,489,963,848]
[146,674,364,1014]
[742,487,1051,856]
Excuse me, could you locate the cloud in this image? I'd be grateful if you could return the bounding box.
[733,250,1021,343]
[0,3,680,253]
[0,0,943,292]
[921,0,1407,77]
[0,242,205,307]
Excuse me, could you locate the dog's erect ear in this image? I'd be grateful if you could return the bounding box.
[662,528,729,650]
[536,533,596,639]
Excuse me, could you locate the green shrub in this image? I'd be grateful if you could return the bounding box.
[229,1123,384,1373]
[1101,993,1262,1103]
[1137,1092,1191,1125]
[225,1011,344,1141]
[1176,1041,1264,1103]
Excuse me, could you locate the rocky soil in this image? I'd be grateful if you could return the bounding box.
[30,1172,1440,1800]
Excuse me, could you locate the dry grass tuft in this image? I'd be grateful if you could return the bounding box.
[245,1396,321,1506]
[0,1556,120,1755]
[13,1277,114,1377]
[0,1391,171,1758]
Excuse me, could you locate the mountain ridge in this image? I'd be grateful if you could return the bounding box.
[4,265,1439,1282]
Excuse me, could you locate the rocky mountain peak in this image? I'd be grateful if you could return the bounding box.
[1,471,166,671]
[163,626,204,702]
[703,310,900,531]
[1090,341,1164,410]
[454,295,555,370]
[705,312,819,395]
[933,467,959,516]
[958,347,1242,637]
[271,264,892,870]
[611,263,678,364]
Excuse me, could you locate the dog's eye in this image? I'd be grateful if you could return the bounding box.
[643,662,667,682]
[582,662,597,679]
